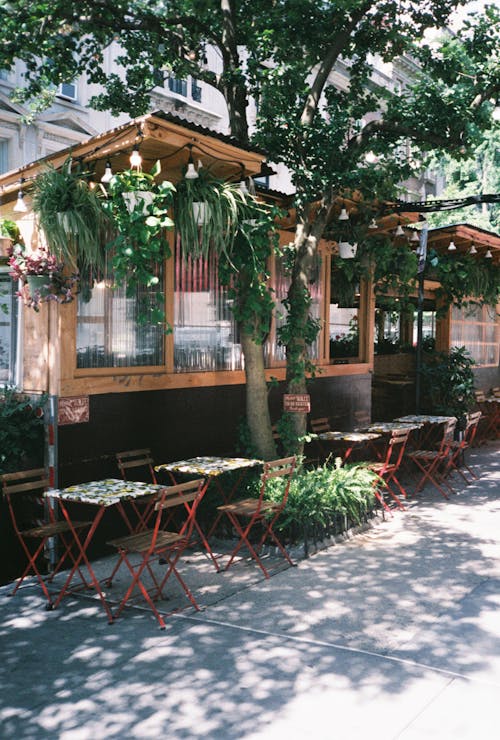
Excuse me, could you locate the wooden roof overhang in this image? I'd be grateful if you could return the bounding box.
[0,111,268,203]
[423,223,500,265]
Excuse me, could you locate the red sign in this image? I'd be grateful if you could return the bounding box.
[283,394,311,413]
[58,396,90,426]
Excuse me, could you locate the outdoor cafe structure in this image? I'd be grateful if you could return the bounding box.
[0,112,499,488]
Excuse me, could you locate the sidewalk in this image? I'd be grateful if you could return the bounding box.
[1,441,499,739]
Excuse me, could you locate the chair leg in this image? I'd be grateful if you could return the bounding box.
[224,513,273,578]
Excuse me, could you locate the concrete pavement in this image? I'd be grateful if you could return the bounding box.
[1,441,499,739]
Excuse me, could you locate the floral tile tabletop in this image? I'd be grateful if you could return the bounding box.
[155,456,263,477]
[317,431,381,442]
[46,478,164,506]
[366,421,424,433]
[395,415,456,424]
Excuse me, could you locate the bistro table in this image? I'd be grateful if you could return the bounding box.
[394,414,457,449]
[155,456,263,571]
[315,431,381,464]
[45,478,166,623]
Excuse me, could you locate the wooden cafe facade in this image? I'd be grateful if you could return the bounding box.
[0,112,499,488]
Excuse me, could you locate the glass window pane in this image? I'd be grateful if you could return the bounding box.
[0,271,18,384]
[0,140,8,175]
[174,239,242,372]
[76,261,164,369]
[450,303,499,367]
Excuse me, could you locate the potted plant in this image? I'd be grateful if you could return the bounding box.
[8,245,78,311]
[0,218,23,258]
[31,157,109,271]
[173,168,256,258]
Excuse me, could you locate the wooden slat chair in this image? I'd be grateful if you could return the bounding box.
[116,448,158,530]
[407,419,457,499]
[1,469,92,609]
[217,456,297,579]
[491,387,500,399]
[443,411,482,485]
[309,417,332,462]
[107,478,207,629]
[367,429,410,513]
[116,448,158,483]
[474,391,499,442]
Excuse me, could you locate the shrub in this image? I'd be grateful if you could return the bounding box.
[262,459,378,552]
[0,387,46,474]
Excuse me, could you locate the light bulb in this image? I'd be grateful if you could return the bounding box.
[368,218,377,230]
[129,145,142,168]
[100,161,113,183]
[394,224,405,237]
[469,244,477,255]
[13,189,28,213]
[185,162,199,179]
[447,240,457,251]
[338,208,349,221]
[485,249,492,259]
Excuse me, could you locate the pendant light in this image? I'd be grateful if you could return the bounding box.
[13,178,28,212]
[338,207,349,221]
[394,224,405,237]
[469,244,477,255]
[368,218,378,230]
[410,230,420,243]
[129,144,142,169]
[100,161,113,183]
[485,249,492,259]
[184,146,199,179]
[447,240,457,251]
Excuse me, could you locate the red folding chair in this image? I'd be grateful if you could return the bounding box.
[407,419,457,499]
[218,456,296,578]
[443,411,482,485]
[367,429,410,512]
[1,468,92,609]
[474,391,500,442]
[107,478,206,629]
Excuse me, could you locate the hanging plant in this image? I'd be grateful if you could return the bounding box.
[31,157,109,271]
[427,249,500,313]
[8,245,78,311]
[104,161,175,326]
[173,169,257,258]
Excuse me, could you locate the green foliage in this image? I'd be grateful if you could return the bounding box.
[262,460,377,546]
[427,249,500,312]
[31,158,110,271]
[0,218,23,243]
[0,388,46,475]
[174,169,262,259]
[421,346,476,420]
[104,162,175,327]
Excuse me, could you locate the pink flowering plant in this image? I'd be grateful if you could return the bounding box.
[8,245,78,311]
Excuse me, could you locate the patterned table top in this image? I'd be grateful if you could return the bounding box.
[155,456,263,477]
[317,431,381,443]
[366,421,424,433]
[395,415,456,424]
[46,478,164,506]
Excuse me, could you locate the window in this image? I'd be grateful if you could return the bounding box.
[57,82,77,101]
[174,238,242,372]
[0,69,9,81]
[191,79,202,103]
[76,261,164,369]
[168,77,187,97]
[0,139,8,174]
[450,304,499,367]
[0,269,18,384]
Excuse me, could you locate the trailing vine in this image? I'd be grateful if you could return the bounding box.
[104,161,175,327]
[427,249,500,314]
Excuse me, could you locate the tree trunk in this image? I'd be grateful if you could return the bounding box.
[241,331,277,460]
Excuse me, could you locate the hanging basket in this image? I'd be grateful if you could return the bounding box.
[192,201,208,226]
[0,236,12,258]
[122,191,154,214]
[338,241,358,259]
[26,274,52,299]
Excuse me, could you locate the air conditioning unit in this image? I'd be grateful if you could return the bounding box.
[57,82,77,101]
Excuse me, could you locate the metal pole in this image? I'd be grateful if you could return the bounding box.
[415,225,428,413]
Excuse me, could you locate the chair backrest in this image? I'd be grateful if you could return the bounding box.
[154,478,206,538]
[259,456,296,509]
[310,417,331,434]
[116,448,157,484]
[440,419,457,449]
[474,389,487,404]
[491,387,500,399]
[1,468,49,536]
[465,411,482,445]
[382,429,409,470]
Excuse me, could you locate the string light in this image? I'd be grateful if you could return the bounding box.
[394,224,405,237]
[184,145,199,179]
[368,218,378,229]
[447,240,457,251]
[469,244,477,255]
[100,160,113,183]
[129,144,142,169]
[485,249,492,259]
[13,178,28,212]
[338,207,349,221]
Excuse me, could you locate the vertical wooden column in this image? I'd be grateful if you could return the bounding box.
[165,229,175,372]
